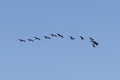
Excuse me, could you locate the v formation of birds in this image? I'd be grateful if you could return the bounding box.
[18,33,99,48]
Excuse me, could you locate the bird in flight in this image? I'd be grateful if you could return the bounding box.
[92,41,99,46]
[43,36,51,39]
[18,39,26,42]
[89,37,99,47]
[92,44,96,47]
[33,37,40,40]
[89,37,94,42]
[50,34,57,37]
[56,33,64,38]
[69,36,75,40]
[92,41,99,47]
[27,39,34,42]
[80,36,84,40]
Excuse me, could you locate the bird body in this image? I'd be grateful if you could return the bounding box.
[89,37,99,47]
[43,36,51,39]
[69,36,75,40]
[18,39,26,42]
[80,36,84,40]
[50,34,57,37]
[34,37,40,40]
[92,44,96,47]
[89,37,94,42]
[93,41,99,45]
[56,33,64,38]
[27,39,34,42]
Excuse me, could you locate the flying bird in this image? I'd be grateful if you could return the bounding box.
[91,40,99,48]
[89,37,99,47]
[56,33,64,38]
[69,36,75,40]
[43,36,51,39]
[18,39,26,42]
[50,34,57,37]
[80,36,84,40]
[92,44,96,47]
[27,39,34,42]
[92,41,99,46]
[33,37,40,40]
[89,37,94,42]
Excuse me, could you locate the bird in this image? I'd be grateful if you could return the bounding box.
[56,33,64,38]
[80,36,84,40]
[89,37,94,42]
[50,34,57,37]
[90,40,99,48]
[18,39,26,42]
[33,37,40,40]
[27,39,34,42]
[69,36,75,40]
[92,41,99,46]
[92,44,96,47]
[43,36,51,39]
[89,37,99,47]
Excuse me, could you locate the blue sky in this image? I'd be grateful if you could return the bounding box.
[0,0,120,80]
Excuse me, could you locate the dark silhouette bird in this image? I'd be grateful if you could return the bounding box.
[27,39,34,42]
[89,37,94,42]
[50,34,57,37]
[80,36,84,40]
[91,40,99,48]
[56,33,64,38]
[92,44,96,47]
[18,39,26,42]
[69,36,75,40]
[33,37,40,40]
[89,37,99,47]
[43,36,51,39]
[92,41,99,46]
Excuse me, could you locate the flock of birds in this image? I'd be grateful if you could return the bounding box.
[18,33,99,47]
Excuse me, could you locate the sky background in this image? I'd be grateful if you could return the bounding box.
[0,0,120,80]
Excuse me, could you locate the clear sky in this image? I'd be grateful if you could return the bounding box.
[0,0,120,80]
